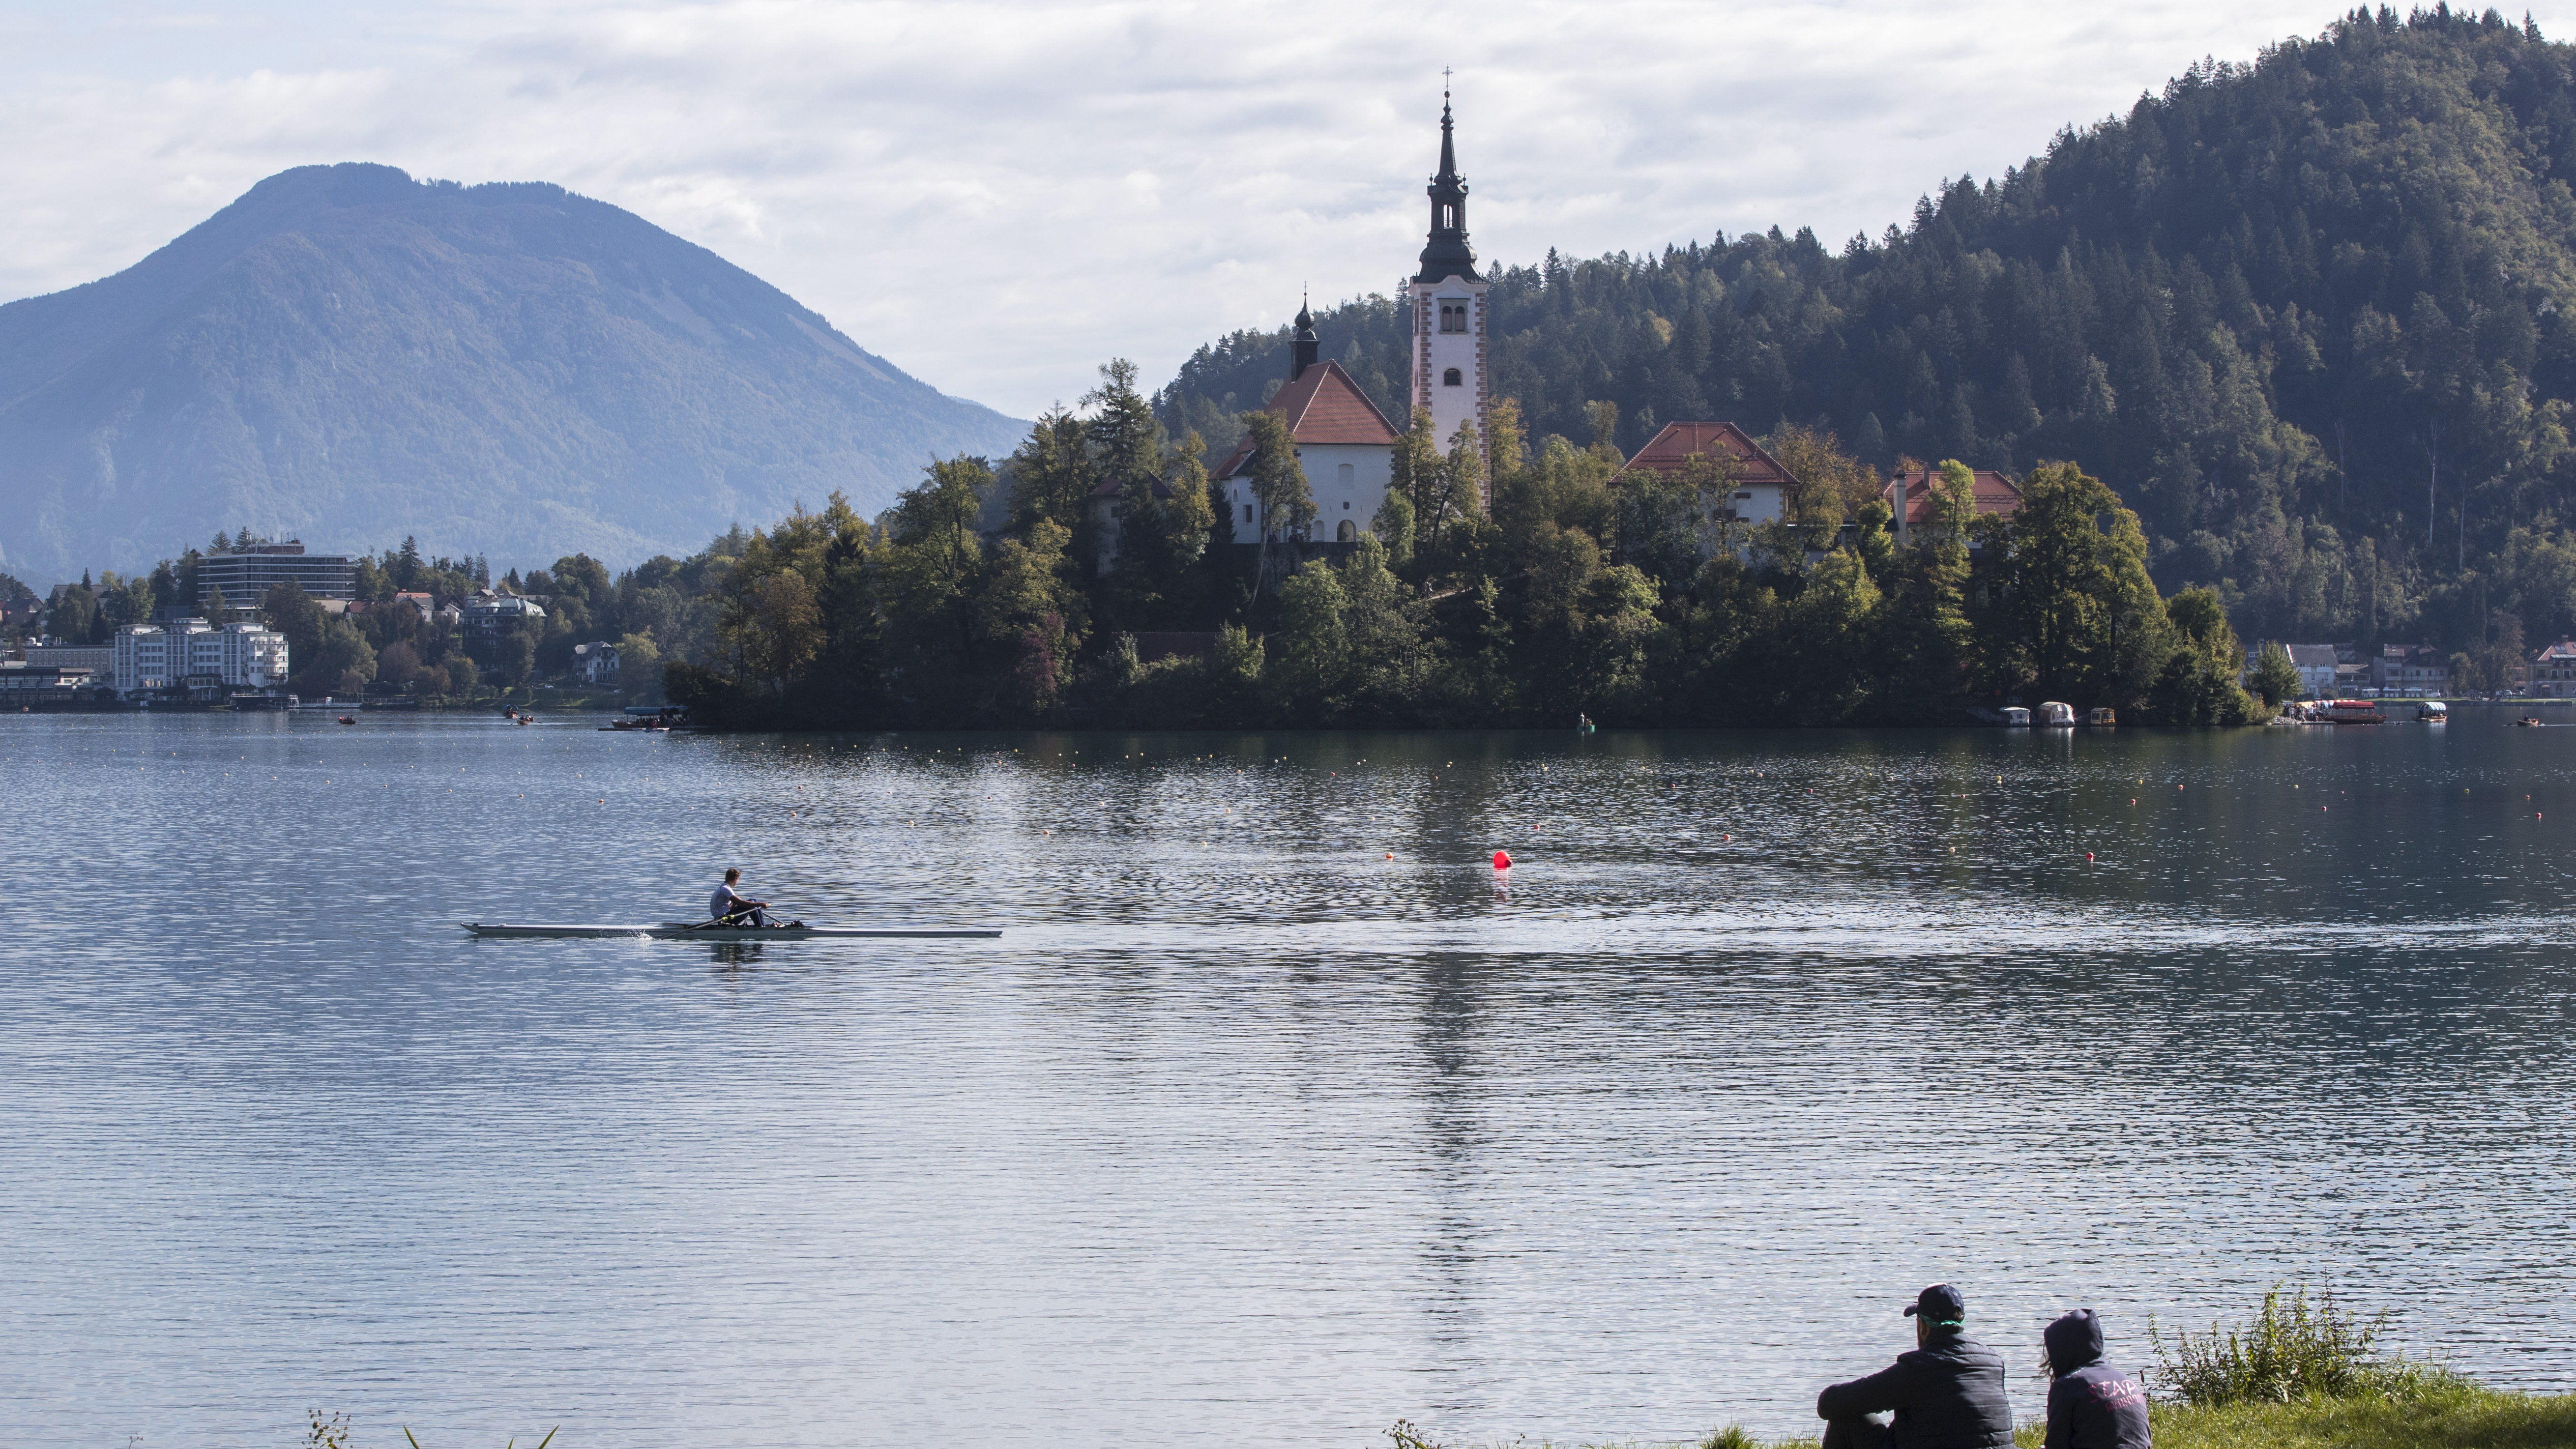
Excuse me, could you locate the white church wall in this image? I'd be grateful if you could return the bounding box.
[1222,442,1395,543]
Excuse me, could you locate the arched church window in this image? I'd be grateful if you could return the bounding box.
[1337,462,1355,489]
[1438,301,1468,334]
[1441,205,1456,228]
[1443,367,1462,387]
[1337,519,1358,543]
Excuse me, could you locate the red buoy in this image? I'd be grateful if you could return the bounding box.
[1492,850,1512,869]
[2085,852,2095,862]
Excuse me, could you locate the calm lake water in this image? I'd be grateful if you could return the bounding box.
[3,711,2572,1447]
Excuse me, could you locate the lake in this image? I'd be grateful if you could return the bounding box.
[2,710,2571,1447]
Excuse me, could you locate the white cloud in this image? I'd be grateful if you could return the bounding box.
[0,0,2499,417]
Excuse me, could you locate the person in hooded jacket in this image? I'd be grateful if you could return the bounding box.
[1814,1284,2015,1449]
[2041,1308,2151,1448]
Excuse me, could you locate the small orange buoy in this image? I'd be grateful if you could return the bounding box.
[1385,852,1393,859]
[1492,850,1512,869]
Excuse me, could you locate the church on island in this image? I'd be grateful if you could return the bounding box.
[1203,96,2024,562]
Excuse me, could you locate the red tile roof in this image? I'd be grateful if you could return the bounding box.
[1210,361,1403,478]
[1882,469,2023,524]
[2536,639,2576,663]
[1619,422,1796,487]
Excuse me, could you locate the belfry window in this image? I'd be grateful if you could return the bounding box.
[1443,367,1463,387]
[1438,301,1468,334]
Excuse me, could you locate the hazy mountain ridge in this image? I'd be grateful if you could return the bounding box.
[0,163,1026,583]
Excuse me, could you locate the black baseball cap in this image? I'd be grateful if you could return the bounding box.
[1903,1283,1967,1325]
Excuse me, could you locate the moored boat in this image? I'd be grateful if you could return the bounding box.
[2418,700,2448,722]
[2319,699,2386,724]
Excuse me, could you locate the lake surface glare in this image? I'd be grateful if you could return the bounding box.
[3,713,2571,1447]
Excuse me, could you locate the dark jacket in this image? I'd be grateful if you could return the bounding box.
[2042,1310,2151,1449]
[1816,1328,2014,1449]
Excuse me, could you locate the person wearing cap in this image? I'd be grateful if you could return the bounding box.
[2041,1308,2151,1448]
[1813,1283,2014,1449]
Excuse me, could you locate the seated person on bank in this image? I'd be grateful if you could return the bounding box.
[2041,1308,2151,1449]
[1814,1283,2014,1449]
[709,867,770,927]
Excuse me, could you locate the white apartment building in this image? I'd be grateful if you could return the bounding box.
[111,620,290,694]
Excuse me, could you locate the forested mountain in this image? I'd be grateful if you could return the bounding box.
[0,164,1026,584]
[1158,7,2576,655]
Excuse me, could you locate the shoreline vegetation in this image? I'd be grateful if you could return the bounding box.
[1389,1290,2575,1449]
[12,386,2281,731]
[1389,1388,2576,1449]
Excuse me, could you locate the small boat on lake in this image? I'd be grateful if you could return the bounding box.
[2038,701,2077,727]
[2000,706,2031,727]
[464,922,1002,940]
[2418,701,2448,722]
[2319,699,2386,724]
[2516,715,2546,727]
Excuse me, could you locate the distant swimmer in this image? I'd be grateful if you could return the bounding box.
[709,867,771,928]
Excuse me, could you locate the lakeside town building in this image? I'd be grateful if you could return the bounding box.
[2532,638,2576,697]
[2373,643,2449,697]
[462,593,546,656]
[2282,644,2341,700]
[1617,422,1797,528]
[18,642,111,675]
[0,661,94,699]
[195,541,356,607]
[1883,469,2025,543]
[109,619,290,694]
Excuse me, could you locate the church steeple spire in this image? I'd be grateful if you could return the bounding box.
[1291,289,1319,379]
[1416,81,1479,283]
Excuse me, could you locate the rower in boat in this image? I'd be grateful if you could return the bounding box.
[709,867,791,928]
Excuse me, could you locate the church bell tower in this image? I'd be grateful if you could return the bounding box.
[1408,86,1489,470]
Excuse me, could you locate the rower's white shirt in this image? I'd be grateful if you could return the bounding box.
[711,884,743,919]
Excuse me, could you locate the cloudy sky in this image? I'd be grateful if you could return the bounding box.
[0,0,2496,418]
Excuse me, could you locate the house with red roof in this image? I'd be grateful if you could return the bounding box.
[1208,302,1404,552]
[1617,422,1799,529]
[1881,468,2023,544]
[2533,637,2576,697]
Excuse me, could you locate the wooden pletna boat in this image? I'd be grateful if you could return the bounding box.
[464,922,1002,940]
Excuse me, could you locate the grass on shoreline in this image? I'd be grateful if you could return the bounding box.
[1390,1385,2576,1449]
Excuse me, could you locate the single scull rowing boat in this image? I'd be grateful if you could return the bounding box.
[464,923,1001,940]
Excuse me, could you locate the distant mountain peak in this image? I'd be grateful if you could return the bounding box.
[0,163,1024,583]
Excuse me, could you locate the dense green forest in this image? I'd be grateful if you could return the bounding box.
[638,362,2270,730]
[1162,7,2576,657]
